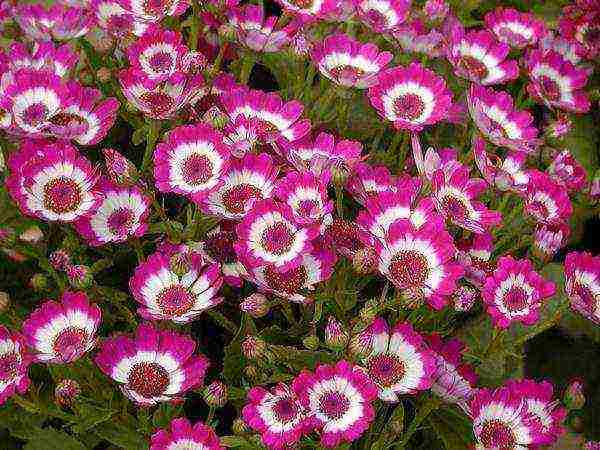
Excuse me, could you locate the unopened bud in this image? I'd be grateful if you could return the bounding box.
[96,67,112,83]
[349,326,374,358]
[67,265,92,289]
[0,291,9,312]
[29,273,48,292]
[232,418,248,435]
[398,287,425,309]
[352,246,377,274]
[203,381,228,408]
[302,334,320,351]
[240,293,270,318]
[102,148,138,186]
[19,225,43,244]
[324,317,349,351]
[49,250,71,271]
[244,364,260,380]
[169,253,191,277]
[55,379,80,408]
[359,300,379,323]
[564,379,585,410]
[241,336,267,360]
[545,115,572,140]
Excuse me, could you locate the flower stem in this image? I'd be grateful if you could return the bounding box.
[141,119,161,175]
[396,395,440,449]
[240,54,256,85]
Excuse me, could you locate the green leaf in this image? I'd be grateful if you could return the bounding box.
[152,403,184,429]
[71,402,114,434]
[132,124,149,146]
[92,421,149,450]
[223,340,245,385]
[428,407,474,450]
[220,436,261,449]
[24,428,86,450]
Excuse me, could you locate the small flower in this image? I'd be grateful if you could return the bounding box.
[55,379,81,408]
[95,324,209,406]
[118,0,189,22]
[472,136,530,192]
[547,149,588,192]
[359,319,435,402]
[243,383,309,450]
[324,317,349,351]
[545,114,573,140]
[484,7,547,48]
[293,360,379,447]
[92,0,148,38]
[274,0,338,21]
[241,336,268,360]
[311,33,393,89]
[564,251,600,324]
[0,325,31,405]
[196,224,247,288]
[533,222,570,262]
[354,0,411,33]
[564,378,585,410]
[482,256,556,329]
[452,285,479,312]
[524,171,573,225]
[22,291,101,364]
[228,5,297,53]
[204,381,228,408]
[368,63,453,131]
[456,232,495,287]
[222,116,263,157]
[150,418,223,450]
[346,163,399,205]
[349,326,374,358]
[102,148,139,186]
[16,3,94,41]
[240,293,270,318]
[559,1,600,58]
[423,0,449,21]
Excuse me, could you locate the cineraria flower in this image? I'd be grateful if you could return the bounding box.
[118,0,189,22]
[0,325,31,405]
[392,20,446,58]
[274,170,333,230]
[359,319,435,401]
[4,41,78,78]
[447,30,519,85]
[545,114,573,140]
[452,285,479,312]
[524,171,573,225]
[222,116,264,158]
[323,217,368,260]
[235,199,318,272]
[564,251,600,324]
[293,360,378,448]
[472,136,530,193]
[346,163,398,205]
[525,49,591,113]
[228,5,298,53]
[16,4,94,41]
[92,0,148,38]
[243,383,309,449]
[150,418,223,450]
[6,141,102,223]
[559,0,600,58]
[201,153,279,221]
[368,63,453,131]
[73,179,150,246]
[197,224,247,288]
[354,0,411,33]
[95,324,209,406]
[506,379,566,447]
[547,149,588,192]
[456,232,495,287]
[484,8,547,48]
[129,247,223,323]
[470,385,544,449]
[311,33,393,89]
[273,0,338,21]
[426,334,477,412]
[468,85,539,154]
[539,33,588,67]
[375,219,463,309]
[154,123,231,203]
[102,148,139,186]
[221,88,311,144]
[482,256,556,329]
[22,291,101,364]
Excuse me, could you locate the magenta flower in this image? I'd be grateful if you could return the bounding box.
[392,20,446,58]
[16,3,94,41]
[4,41,78,78]
[346,163,399,205]
[484,8,547,48]
[311,33,393,89]
[0,325,31,405]
[559,0,600,58]
[22,291,101,364]
[197,223,247,288]
[354,0,411,33]
[92,0,149,38]
[456,232,495,287]
[95,324,209,406]
[539,33,588,66]
[151,418,223,450]
[293,360,379,447]
[368,63,453,131]
[524,171,573,225]
[565,251,600,324]
[118,0,189,22]
[533,222,570,262]
[547,149,588,192]
[274,0,338,21]
[472,136,530,193]
[482,256,556,329]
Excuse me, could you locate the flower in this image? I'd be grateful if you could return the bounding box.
[447,30,519,85]
[564,251,600,324]
[324,317,349,350]
[484,8,547,48]
[3,41,78,78]
[374,219,463,309]
[201,153,279,221]
[452,285,479,312]
[243,383,310,450]
[0,325,31,405]
[311,33,393,89]
[154,123,231,203]
[323,217,370,260]
[559,0,600,58]
[49,250,71,271]
[359,319,435,401]
[346,163,400,205]
[547,149,588,192]
[533,222,570,261]
[292,360,378,447]
[54,379,81,408]
[539,33,588,66]
[545,114,573,140]
[16,3,94,41]
[73,179,150,246]
[564,378,585,410]
[150,418,223,450]
[525,49,591,113]
[129,246,223,323]
[456,232,495,287]
[426,334,477,411]
[354,0,411,33]
[468,85,539,154]
[92,0,148,38]
[472,136,530,192]
[222,116,263,157]
[204,381,228,408]
[524,171,573,225]
[197,223,247,288]
[118,0,189,22]
[22,291,101,364]
[67,265,93,289]
[392,20,446,58]
[482,256,556,329]
[368,63,453,131]
[273,0,338,21]
[6,140,102,223]
[240,293,270,318]
[102,148,139,186]
[95,324,209,406]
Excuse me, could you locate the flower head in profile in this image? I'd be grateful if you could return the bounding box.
[564,251,600,324]
[3,41,78,78]
[92,0,148,38]
[547,149,588,192]
[197,223,247,288]
[354,0,411,33]
[273,0,338,21]
[472,136,530,193]
[484,7,547,48]
[524,171,572,226]
[0,325,32,405]
[118,0,189,22]
[533,222,571,262]
[150,418,223,450]
[16,3,94,41]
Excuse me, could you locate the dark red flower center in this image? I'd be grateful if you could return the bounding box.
[289,0,313,8]
[503,286,529,312]
[297,199,320,220]
[21,103,50,128]
[43,176,83,214]
[442,195,469,221]
[273,397,300,423]
[0,352,19,382]
[156,285,195,316]
[49,112,87,128]
[221,183,262,214]
[539,76,561,101]
[479,419,516,449]
[128,362,170,398]
[326,218,363,254]
[330,65,364,82]
[52,327,88,361]
[263,265,308,294]
[365,9,388,29]
[107,207,135,235]
[460,55,489,80]
[573,282,595,308]
[261,222,295,255]
[143,0,174,15]
[140,92,175,116]
[147,51,174,74]
[318,391,350,420]
[181,154,213,186]
[389,250,429,289]
[204,231,237,263]
[393,93,425,122]
[367,353,406,387]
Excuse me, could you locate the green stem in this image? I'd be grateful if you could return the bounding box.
[141,120,161,175]
[240,54,256,84]
[513,301,569,347]
[189,1,200,51]
[395,396,440,449]
[207,310,238,334]
[14,243,65,291]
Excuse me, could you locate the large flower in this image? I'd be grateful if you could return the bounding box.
[22,291,101,364]
[523,171,572,225]
[346,163,401,205]
[150,418,223,450]
[95,324,209,406]
[16,3,94,41]
[368,63,453,131]
[564,251,600,324]
[92,0,148,38]
[354,0,411,33]
[360,319,436,402]
[547,149,588,192]
[484,7,547,48]
[292,360,378,448]
[0,325,31,405]
[482,256,556,329]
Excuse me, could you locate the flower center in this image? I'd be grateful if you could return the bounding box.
[147,51,174,74]
[327,218,363,254]
[393,93,425,122]
[52,327,88,361]
[367,353,406,387]
[365,9,388,29]
[107,207,135,235]
[21,103,49,127]
[460,55,489,80]
[389,250,429,288]
[204,231,237,263]
[143,0,173,15]
[318,391,350,420]
[156,285,195,316]
[221,183,262,215]
[272,398,300,423]
[263,265,308,294]
[503,286,529,313]
[128,362,170,398]
[540,76,561,101]
[479,419,516,449]
[572,282,596,308]
[583,26,600,47]
[260,222,295,256]
[181,154,213,186]
[296,199,320,220]
[43,176,83,214]
[330,65,364,83]
[0,352,19,382]
[49,112,87,128]
[107,14,132,34]
[442,195,468,221]
[289,0,313,8]
[528,198,550,221]
[140,91,175,116]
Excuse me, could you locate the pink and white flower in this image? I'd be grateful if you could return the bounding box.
[95,324,209,406]
[0,325,31,405]
[547,149,588,192]
[292,360,378,448]
[559,0,600,59]
[482,256,556,329]
[354,0,411,33]
[311,33,393,89]
[197,223,247,288]
[472,136,530,192]
[222,116,264,158]
[456,232,495,287]
[539,33,588,67]
[150,418,223,450]
[564,251,600,324]
[360,319,435,401]
[22,291,100,364]
[243,383,310,450]
[274,0,338,21]
[533,222,570,262]
[368,63,453,131]
[153,123,231,203]
[73,179,150,246]
[129,247,223,323]
[484,8,547,48]
[346,163,399,205]
[3,41,78,78]
[524,171,573,225]
[392,20,446,58]
[16,4,94,41]
[92,0,148,38]
[447,30,519,85]
[118,0,189,23]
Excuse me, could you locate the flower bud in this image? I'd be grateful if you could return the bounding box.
[324,317,349,351]
[67,265,92,289]
[241,336,267,360]
[96,67,112,83]
[398,287,425,309]
[0,227,14,245]
[169,253,191,277]
[55,379,80,408]
[202,106,229,130]
[358,300,379,323]
[49,250,71,271]
[29,273,48,292]
[590,169,600,199]
[240,293,270,318]
[244,364,260,380]
[452,285,478,312]
[19,225,43,244]
[352,246,377,274]
[302,334,320,351]
[0,291,9,312]
[349,326,374,358]
[564,379,585,410]
[203,381,228,408]
[232,418,248,435]
[102,148,138,187]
